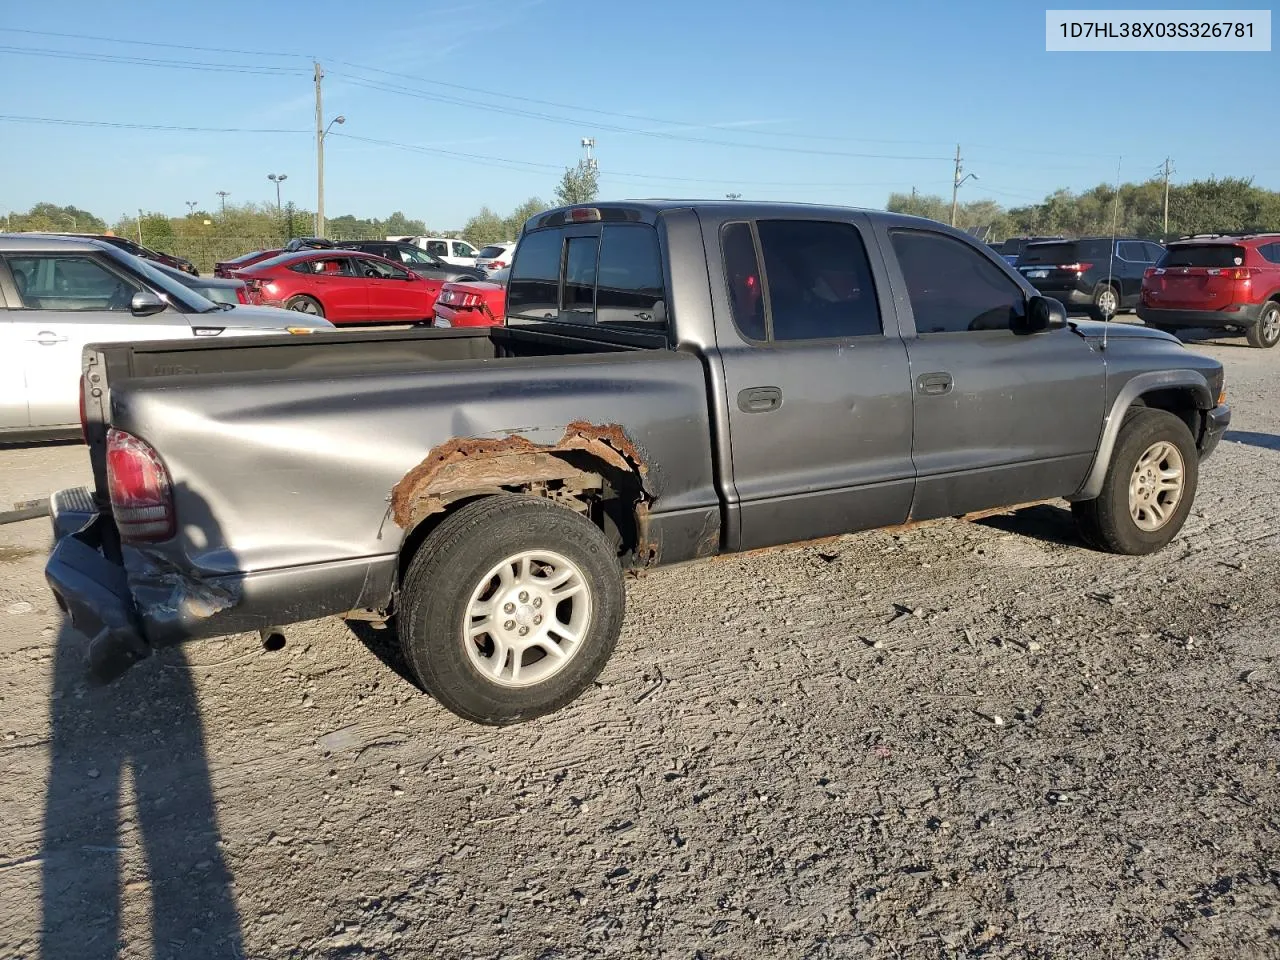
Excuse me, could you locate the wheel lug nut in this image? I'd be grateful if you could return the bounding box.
[503,620,515,631]
[533,598,542,608]
[533,615,542,625]
[519,626,529,636]
[503,603,514,614]
[519,591,529,602]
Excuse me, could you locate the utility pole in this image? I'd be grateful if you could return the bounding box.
[950,145,962,227]
[216,191,230,218]
[1160,157,1175,237]
[137,208,144,244]
[315,62,325,238]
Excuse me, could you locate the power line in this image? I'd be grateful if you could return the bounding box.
[0,26,309,60]
[0,44,306,76]
[0,114,309,134]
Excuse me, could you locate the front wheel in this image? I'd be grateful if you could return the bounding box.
[1246,302,1280,349]
[285,294,324,317]
[1072,408,1198,555]
[398,495,625,725]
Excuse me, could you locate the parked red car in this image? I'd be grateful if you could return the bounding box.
[432,268,508,327]
[236,250,444,323]
[1139,234,1280,348]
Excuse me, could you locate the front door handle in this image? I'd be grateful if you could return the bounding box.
[737,385,783,413]
[917,372,953,396]
[33,331,68,345]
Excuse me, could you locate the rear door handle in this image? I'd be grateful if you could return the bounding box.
[917,372,953,396]
[737,385,783,413]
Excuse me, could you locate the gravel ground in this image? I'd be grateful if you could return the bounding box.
[1,331,1278,960]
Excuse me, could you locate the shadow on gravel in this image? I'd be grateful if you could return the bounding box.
[1224,430,1280,452]
[975,503,1087,548]
[40,623,244,959]
[344,617,421,690]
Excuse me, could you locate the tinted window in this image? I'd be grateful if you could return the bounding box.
[358,257,410,280]
[1118,241,1149,262]
[756,220,880,340]
[1159,244,1247,268]
[6,255,140,311]
[397,246,436,265]
[426,241,448,257]
[506,229,562,319]
[721,222,765,340]
[596,225,665,325]
[1260,243,1280,264]
[891,230,1024,334]
[1019,242,1078,265]
[1144,242,1166,262]
[289,257,355,276]
[562,237,598,315]
[477,245,507,259]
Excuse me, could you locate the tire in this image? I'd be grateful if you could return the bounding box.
[398,495,625,725]
[1245,301,1280,349]
[1087,283,1120,322]
[285,294,324,317]
[1072,408,1198,555]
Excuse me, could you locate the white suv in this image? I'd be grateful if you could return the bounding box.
[475,242,517,275]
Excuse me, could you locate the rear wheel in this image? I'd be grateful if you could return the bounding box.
[1088,283,1120,322]
[398,495,625,725]
[285,294,324,317]
[1072,408,1198,555]
[1246,302,1280,349]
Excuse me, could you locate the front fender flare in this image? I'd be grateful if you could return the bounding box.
[1067,369,1213,503]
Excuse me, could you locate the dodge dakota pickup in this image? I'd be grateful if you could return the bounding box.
[46,202,1230,724]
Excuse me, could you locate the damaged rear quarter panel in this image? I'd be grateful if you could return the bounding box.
[109,349,719,599]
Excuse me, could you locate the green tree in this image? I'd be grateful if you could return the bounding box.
[384,211,427,237]
[10,202,107,233]
[503,197,549,240]
[555,162,599,206]
[463,206,508,246]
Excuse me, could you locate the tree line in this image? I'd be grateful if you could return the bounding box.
[887,176,1280,240]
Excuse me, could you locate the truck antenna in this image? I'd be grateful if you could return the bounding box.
[1103,156,1122,351]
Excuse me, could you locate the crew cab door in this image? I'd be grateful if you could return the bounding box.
[0,308,25,429]
[880,226,1105,520]
[712,216,915,551]
[3,252,192,428]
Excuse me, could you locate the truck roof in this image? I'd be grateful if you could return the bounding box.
[524,200,959,235]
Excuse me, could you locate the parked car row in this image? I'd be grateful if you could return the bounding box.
[0,233,331,440]
[995,231,1280,348]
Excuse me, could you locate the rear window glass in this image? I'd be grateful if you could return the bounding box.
[506,229,562,319]
[477,245,507,258]
[563,237,598,314]
[1019,242,1078,265]
[1159,245,1247,268]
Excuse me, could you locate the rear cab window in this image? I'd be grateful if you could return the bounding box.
[506,222,667,330]
[1159,245,1248,268]
[721,219,881,342]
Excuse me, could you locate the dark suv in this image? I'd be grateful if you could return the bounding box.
[73,235,200,276]
[335,241,483,282]
[990,235,1064,265]
[1138,234,1280,348]
[1017,237,1164,320]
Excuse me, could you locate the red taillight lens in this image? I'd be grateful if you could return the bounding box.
[236,286,248,304]
[106,428,175,542]
[1060,262,1093,273]
[489,260,506,270]
[1143,267,1156,279]
[461,293,482,308]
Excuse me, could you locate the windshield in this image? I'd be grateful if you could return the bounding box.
[101,245,219,312]
[400,246,439,265]
[1159,244,1247,268]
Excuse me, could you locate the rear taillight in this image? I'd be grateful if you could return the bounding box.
[236,286,248,304]
[1060,262,1093,273]
[106,428,175,542]
[489,260,506,270]
[1143,267,1156,279]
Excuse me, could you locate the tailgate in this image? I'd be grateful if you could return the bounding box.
[1146,266,1239,308]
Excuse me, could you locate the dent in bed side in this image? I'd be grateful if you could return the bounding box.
[1068,368,1213,503]
[390,420,668,564]
[126,547,241,629]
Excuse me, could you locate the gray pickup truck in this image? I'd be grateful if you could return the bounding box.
[46,202,1230,724]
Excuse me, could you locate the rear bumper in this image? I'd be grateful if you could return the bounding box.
[1137,303,1263,329]
[1200,403,1231,461]
[44,490,150,683]
[45,486,398,682]
[432,305,502,328]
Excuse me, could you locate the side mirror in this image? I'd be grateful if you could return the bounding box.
[130,291,167,317]
[1020,295,1067,334]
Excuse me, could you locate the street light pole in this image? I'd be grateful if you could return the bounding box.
[216,191,230,218]
[268,173,288,215]
[64,214,77,231]
[185,201,198,216]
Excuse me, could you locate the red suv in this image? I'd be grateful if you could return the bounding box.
[1139,234,1280,348]
[235,250,444,323]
